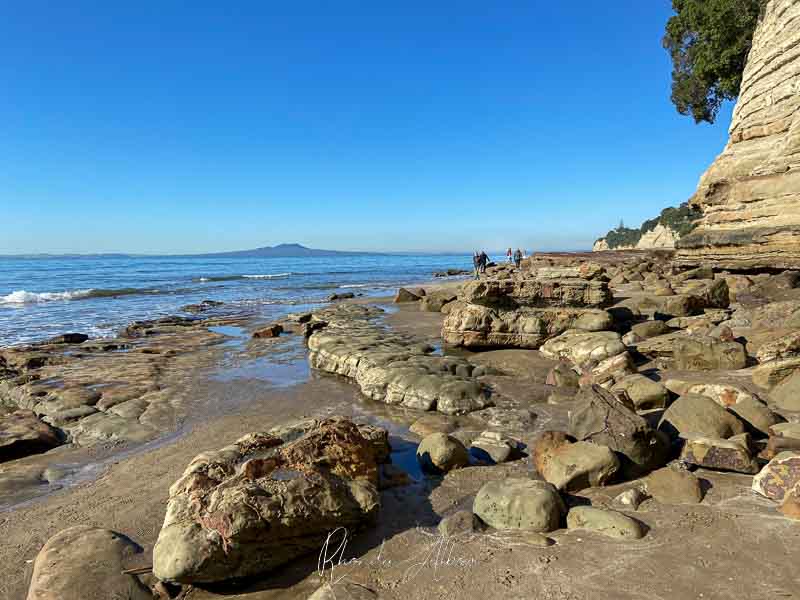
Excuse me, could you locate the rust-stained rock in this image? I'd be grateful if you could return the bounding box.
[679,434,759,474]
[752,451,800,503]
[152,417,383,584]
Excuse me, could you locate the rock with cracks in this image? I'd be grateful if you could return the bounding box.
[152,417,383,584]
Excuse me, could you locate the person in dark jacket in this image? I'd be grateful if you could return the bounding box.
[513,248,522,268]
[479,251,489,273]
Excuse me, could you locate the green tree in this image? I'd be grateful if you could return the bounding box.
[663,0,763,124]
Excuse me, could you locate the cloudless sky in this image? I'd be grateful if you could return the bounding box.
[0,1,735,254]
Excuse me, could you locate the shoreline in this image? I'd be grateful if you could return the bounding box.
[0,274,466,511]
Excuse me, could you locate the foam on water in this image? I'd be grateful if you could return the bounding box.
[0,254,473,345]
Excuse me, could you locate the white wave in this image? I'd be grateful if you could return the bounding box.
[340,283,373,289]
[243,273,292,279]
[198,277,210,282]
[0,289,95,304]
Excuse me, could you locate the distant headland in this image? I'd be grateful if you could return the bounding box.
[0,244,382,259]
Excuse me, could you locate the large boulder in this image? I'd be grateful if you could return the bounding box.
[152,417,382,584]
[473,479,565,532]
[0,409,61,463]
[540,331,626,365]
[416,433,469,474]
[611,375,670,410]
[658,394,746,440]
[673,337,747,371]
[420,291,457,312]
[26,526,150,600]
[568,385,669,477]
[441,303,612,349]
[536,438,620,492]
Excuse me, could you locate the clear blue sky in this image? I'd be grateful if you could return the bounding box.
[0,1,734,254]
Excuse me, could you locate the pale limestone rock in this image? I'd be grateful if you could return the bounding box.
[675,0,800,269]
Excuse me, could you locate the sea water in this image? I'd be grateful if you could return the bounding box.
[0,254,472,346]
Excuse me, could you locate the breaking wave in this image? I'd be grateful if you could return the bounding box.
[193,273,292,282]
[0,287,163,304]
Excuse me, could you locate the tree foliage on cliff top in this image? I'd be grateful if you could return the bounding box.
[599,203,702,249]
[663,0,764,124]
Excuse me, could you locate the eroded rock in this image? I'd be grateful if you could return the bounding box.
[569,385,669,477]
[308,305,492,414]
[152,417,382,584]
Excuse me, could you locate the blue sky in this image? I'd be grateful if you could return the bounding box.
[0,1,733,254]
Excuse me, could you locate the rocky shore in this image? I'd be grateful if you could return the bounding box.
[2,252,800,599]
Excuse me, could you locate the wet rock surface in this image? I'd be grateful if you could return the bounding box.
[307,304,493,414]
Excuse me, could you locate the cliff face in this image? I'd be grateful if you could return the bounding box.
[593,224,681,252]
[675,0,800,270]
[593,204,699,251]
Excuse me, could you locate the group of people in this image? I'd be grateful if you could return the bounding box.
[472,250,490,278]
[506,247,524,267]
[473,248,528,278]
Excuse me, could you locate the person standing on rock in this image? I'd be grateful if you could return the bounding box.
[473,252,481,279]
[506,247,513,263]
[513,248,522,268]
[479,251,489,273]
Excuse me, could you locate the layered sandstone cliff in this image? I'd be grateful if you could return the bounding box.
[675,0,800,269]
[593,204,699,251]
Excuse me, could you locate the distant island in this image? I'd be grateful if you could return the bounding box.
[189,243,379,258]
[0,244,381,259]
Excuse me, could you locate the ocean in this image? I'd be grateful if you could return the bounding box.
[0,254,474,346]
